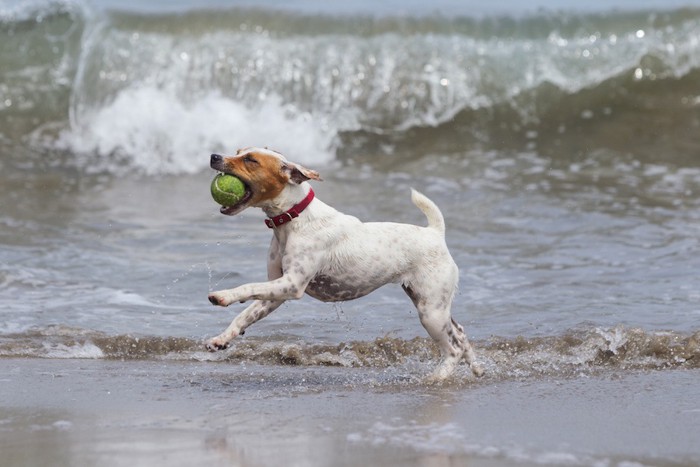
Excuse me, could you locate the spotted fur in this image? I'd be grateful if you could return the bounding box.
[206,148,483,381]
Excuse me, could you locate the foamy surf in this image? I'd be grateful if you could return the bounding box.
[1,325,697,380]
[59,88,335,175]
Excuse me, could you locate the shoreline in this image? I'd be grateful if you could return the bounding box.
[2,358,699,466]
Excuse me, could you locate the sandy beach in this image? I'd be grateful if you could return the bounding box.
[2,359,699,466]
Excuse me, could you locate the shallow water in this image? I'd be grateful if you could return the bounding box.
[2,359,700,467]
[1,0,700,464]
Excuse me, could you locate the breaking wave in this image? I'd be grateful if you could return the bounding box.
[2,1,700,174]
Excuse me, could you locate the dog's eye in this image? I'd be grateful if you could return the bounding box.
[243,155,258,164]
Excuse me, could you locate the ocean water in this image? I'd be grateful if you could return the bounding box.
[2,0,700,364]
[1,0,700,463]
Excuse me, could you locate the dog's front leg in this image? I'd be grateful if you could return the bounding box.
[206,299,284,351]
[208,273,311,306]
[209,238,322,306]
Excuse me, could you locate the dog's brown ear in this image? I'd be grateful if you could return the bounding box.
[283,162,323,184]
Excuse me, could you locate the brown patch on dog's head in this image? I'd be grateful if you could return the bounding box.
[210,148,321,215]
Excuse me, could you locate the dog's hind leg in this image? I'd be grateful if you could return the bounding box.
[449,316,483,377]
[403,279,483,381]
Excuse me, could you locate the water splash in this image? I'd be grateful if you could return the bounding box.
[1,325,697,379]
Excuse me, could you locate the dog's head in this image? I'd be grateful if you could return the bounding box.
[210,147,322,216]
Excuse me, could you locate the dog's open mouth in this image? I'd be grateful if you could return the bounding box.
[209,153,254,216]
[218,174,254,216]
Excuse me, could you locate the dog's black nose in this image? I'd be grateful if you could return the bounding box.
[210,154,223,165]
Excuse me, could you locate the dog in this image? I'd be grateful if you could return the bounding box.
[206,148,483,381]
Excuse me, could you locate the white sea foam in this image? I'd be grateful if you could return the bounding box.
[58,86,335,175]
[596,326,628,355]
[103,288,168,308]
[52,420,74,430]
[347,420,603,465]
[42,341,105,359]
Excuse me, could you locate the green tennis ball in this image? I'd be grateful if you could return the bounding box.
[211,173,246,206]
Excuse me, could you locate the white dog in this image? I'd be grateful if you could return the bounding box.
[206,148,483,380]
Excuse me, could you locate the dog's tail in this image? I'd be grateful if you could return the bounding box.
[410,189,445,235]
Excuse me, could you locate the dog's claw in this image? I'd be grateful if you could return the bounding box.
[205,340,230,352]
[209,291,235,307]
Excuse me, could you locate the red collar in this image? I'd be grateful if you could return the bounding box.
[265,188,315,228]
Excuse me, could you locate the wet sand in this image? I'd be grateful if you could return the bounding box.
[1,359,699,466]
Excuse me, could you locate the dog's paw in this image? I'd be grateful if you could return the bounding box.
[471,362,485,378]
[205,336,231,352]
[425,362,455,385]
[208,291,233,307]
